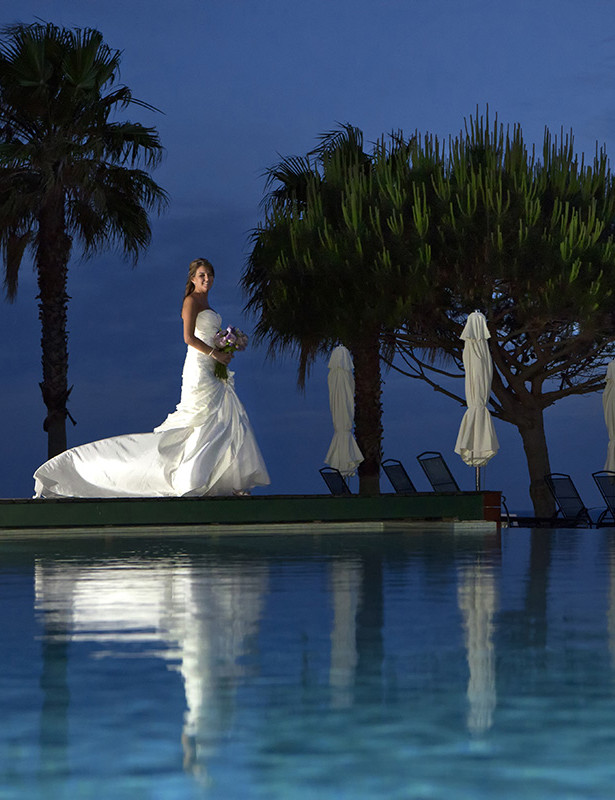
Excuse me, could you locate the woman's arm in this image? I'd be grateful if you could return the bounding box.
[181,297,232,364]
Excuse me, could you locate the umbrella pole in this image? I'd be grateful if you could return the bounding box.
[475,466,481,491]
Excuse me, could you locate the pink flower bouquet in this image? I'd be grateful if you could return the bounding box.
[212,325,249,380]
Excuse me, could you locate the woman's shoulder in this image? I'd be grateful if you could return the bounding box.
[182,294,210,316]
[183,293,200,309]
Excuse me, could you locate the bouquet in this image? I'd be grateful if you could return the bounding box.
[212,325,249,380]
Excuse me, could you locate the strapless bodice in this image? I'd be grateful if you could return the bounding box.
[194,308,221,345]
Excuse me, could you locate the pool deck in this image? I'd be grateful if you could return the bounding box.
[0,491,502,535]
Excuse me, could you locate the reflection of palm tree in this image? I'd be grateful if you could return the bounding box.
[329,560,361,708]
[36,563,75,781]
[356,554,384,685]
[457,558,498,734]
[525,531,551,652]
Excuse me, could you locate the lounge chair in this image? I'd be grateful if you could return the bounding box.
[319,467,352,496]
[544,473,593,527]
[381,458,417,495]
[591,471,615,526]
[416,451,460,492]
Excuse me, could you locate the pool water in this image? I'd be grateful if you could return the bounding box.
[2,526,615,799]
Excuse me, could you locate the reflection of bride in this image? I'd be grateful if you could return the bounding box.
[34,553,268,784]
[33,258,270,498]
[174,561,268,780]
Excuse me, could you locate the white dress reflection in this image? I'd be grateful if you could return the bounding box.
[34,555,268,780]
[457,559,498,734]
[173,563,267,779]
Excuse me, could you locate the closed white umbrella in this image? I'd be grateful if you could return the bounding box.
[603,360,615,471]
[454,311,499,489]
[324,345,364,476]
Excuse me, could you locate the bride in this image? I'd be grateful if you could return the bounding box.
[33,258,270,498]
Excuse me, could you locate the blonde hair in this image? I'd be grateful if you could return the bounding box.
[184,257,215,299]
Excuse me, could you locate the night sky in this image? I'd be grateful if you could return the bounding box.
[1,0,614,511]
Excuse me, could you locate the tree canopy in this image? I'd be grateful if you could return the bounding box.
[243,125,431,493]
[245,113,615,512]
[393,112,615,515]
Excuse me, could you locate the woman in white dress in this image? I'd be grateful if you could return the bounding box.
[33,258,270,498]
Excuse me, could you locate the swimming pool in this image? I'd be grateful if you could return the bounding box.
[2,526,614,799]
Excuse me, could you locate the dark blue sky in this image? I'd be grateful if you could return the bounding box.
[1,0,614,510]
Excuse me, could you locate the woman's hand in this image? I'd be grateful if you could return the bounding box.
[213,349,232,365]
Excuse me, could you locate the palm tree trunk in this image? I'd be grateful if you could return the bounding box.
[37,198,73,459]
[351,336,382,496]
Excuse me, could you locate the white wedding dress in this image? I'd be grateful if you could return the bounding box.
[33,309,270,498]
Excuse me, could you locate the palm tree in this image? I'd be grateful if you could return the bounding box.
[0,22,167,458]
[243,125,430,494]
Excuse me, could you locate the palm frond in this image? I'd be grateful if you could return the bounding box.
[2,228,32,300]
[261,154,317,208]
[0,21,167,290]
[68,163,167,261]
[309,122,363,158]
[97,121,165,167]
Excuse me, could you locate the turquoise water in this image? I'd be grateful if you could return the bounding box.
[2,527,615,799]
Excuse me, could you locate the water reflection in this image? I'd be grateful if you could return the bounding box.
[609,539,615,669]
[32,534,509,776]
[35,560,182,642]
[457,558,498,734]
[35,554,268,782]
[174,562,267,781]
[525,530,551,653]
[39,614,69,781]
[328,560,360,709]
[18,530,615,798]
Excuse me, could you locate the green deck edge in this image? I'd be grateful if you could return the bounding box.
[0,491,501,530]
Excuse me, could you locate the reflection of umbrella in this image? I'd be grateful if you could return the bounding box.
[324,345,364,476]
[454,311,499,489]
[329,560,360,709]
[457,559,498,735]
[603,361,615,471]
